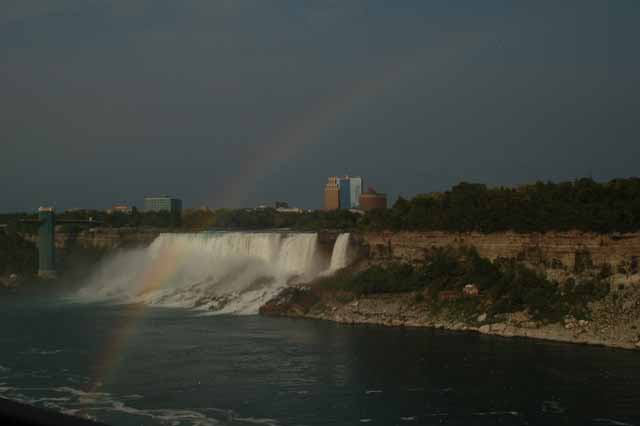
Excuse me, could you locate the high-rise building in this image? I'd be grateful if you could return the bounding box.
[338,177,351,209]
[324,177,340,210]
[349,176,363,208]
[144,196,182,215]
[324,175,365,210]
[338,176,363,209]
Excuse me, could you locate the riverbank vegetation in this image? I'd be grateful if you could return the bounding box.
[0,232,37,275]
[316,247,610,322]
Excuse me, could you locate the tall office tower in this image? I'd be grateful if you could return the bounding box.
[349,176,363,208]
[338,177,351,209]
[338,176,363,209]
[324,177,340,210]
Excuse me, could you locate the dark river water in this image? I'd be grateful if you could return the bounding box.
[0,300,638,426]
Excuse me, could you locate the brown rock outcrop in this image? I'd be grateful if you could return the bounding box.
[363,231,640,274]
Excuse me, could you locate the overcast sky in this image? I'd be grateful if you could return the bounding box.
[1,1,639,212]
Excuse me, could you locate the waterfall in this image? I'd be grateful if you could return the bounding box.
[78,231,354,315]
[329,233,351,271]
[77,232,322,314]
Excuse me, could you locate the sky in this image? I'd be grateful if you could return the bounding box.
[1,1,639,212]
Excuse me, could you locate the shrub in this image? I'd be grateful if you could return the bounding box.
[0,233,37,275]
[574,249,593,273]
[598,263,613,279]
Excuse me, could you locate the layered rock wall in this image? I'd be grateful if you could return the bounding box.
[363,231,640,273]
[22,228,159,250]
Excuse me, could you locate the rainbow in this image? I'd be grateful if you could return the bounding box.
[218,34,496,208]
[87,244,182,392]
[219,52,426,207]
[86,38,491,390]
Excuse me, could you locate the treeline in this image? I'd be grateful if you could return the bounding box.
[3,178,639,234]
[186,208,359,231]
[191,177,640,233]
[0,232,37,275]
[0,209,182,234]
[363,178,640,233]
[0,208,359,232]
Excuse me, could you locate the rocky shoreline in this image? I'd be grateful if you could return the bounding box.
[260,230,640,351]
[261,285,640,351]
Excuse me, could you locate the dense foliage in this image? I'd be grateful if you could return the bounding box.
[0,232,37,275]
[0,208,181,234]
[362,178,640,233]
[182,208,360,231]
[322,247,609,322]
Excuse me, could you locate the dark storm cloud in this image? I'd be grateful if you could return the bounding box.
[1,1,638,211]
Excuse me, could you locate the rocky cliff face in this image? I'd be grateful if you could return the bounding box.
[22,228,160,250]
[363,231,640,276]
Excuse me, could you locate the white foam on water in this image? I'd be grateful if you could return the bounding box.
[593,419,634,426]
[77,232,353,315]
[0,385,276,426]
[19,348,64,356]
[233,416,280,425]
[472,411,519,416]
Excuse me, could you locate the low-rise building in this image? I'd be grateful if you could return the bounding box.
[276,207,304,214]
[438,290,461,301]
[359,188,387,211]
[108,205,132,215]
[144,196,182,215]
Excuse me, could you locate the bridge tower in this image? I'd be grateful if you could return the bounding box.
[37,207,57,278]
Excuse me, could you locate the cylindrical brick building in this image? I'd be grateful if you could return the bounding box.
[359,189,387,211]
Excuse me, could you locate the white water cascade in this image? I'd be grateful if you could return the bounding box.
[78,232,352,314]
[329,233,351,271]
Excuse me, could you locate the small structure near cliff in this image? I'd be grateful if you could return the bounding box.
[438,290,461,301]
[463,284,479,297]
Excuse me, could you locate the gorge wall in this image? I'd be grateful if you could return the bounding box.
[22,228,159,250]
[18,228,640,276]
[361,231,640,276]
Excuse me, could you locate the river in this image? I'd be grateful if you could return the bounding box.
[0,299,638,426]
